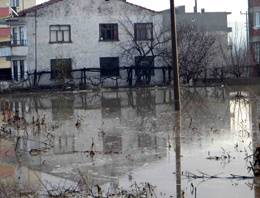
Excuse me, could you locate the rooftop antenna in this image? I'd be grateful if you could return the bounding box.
[194,0,198,13]
[6,3,19,17]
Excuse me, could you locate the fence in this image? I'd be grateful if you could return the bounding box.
[1,65,259,89]
[30,66,174,88]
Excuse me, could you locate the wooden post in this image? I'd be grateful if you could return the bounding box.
[170,0,181,110]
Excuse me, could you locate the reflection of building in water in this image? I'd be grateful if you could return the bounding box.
[138,133,157,148]
[101,97,121,119]
[54,135,76,155]
[0,89,173,188]
[0,99,31,120]
[136,90,156,117]
[52,97,74,121]
[229,92,252,133]
[103,134,122,154]
[0,139,15,179]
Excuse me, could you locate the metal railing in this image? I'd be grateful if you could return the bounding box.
[11,39,28,46]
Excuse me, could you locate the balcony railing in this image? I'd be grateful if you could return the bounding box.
[0,41,11,47]
[11,40,28,46]
[0,46,11,57]
[0,40,28,47]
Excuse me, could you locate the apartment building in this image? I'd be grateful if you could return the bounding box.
[249,0,260,76]
[0,0,35,81]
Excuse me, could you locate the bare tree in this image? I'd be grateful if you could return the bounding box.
[219,24,249,78]
[117,14,170,85]
[176,23,219,83]
[162,22,219,84]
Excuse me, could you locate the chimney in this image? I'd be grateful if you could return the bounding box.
[194,0,198,13]
[201,8,205,13]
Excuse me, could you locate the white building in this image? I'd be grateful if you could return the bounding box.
[1,0,166,87]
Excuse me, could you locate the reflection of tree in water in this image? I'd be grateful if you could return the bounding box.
[229,92,251,135]
[182,87,226,114]
[180,87,229,144]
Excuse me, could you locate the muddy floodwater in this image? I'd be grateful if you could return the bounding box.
[0,85,260,197]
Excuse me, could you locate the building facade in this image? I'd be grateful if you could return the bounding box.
[0,0,166,87]
[249,0,260,77]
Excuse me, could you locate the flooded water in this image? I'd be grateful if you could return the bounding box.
[0,85,260,197]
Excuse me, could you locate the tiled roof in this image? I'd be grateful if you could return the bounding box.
[18,0,157,16]
[18,0,64,16]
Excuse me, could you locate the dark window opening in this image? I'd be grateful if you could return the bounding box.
[12,27,18,45]
[13,60,18,81]
[134,23,153,41]
[99,24,118,41]
[50,58,72,79]
[100,57,119,77]
[135,56,155,76]
[0,69,12,80]
[20,60,24,80]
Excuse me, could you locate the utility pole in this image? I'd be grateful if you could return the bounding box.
[170,0,180,111]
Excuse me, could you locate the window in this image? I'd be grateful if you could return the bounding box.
[254,13,260,28]
[99,24,118,41]
[10,0,19,7]
[12,27,18,44]
[20,60,24,80]
[134,23,153,41]
[100,57,119,77]
[19,27,24,45]
[50,59,72,79]
[11,26,26,46]
[135,56,154,75]
[254,42,260,62]
[13,61,18,81]
[12,60,26,81]
[50,25,71,43]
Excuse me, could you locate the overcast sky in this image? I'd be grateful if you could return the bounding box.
[36,0,248,23]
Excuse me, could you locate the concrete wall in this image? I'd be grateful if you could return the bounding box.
[161,7,231,33]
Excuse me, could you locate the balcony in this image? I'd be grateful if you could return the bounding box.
[0,41,11,57]
[12,44,28,57]
[0,40,28,58]
[11,39,28,46]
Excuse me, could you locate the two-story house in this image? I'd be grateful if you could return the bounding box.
[0,0,35,82]
[1,0,165,87]
[249,0,260,77]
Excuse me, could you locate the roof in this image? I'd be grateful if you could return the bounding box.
[18,0,157,16]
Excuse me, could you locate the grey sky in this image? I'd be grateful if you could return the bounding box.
[36,0,248,23]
